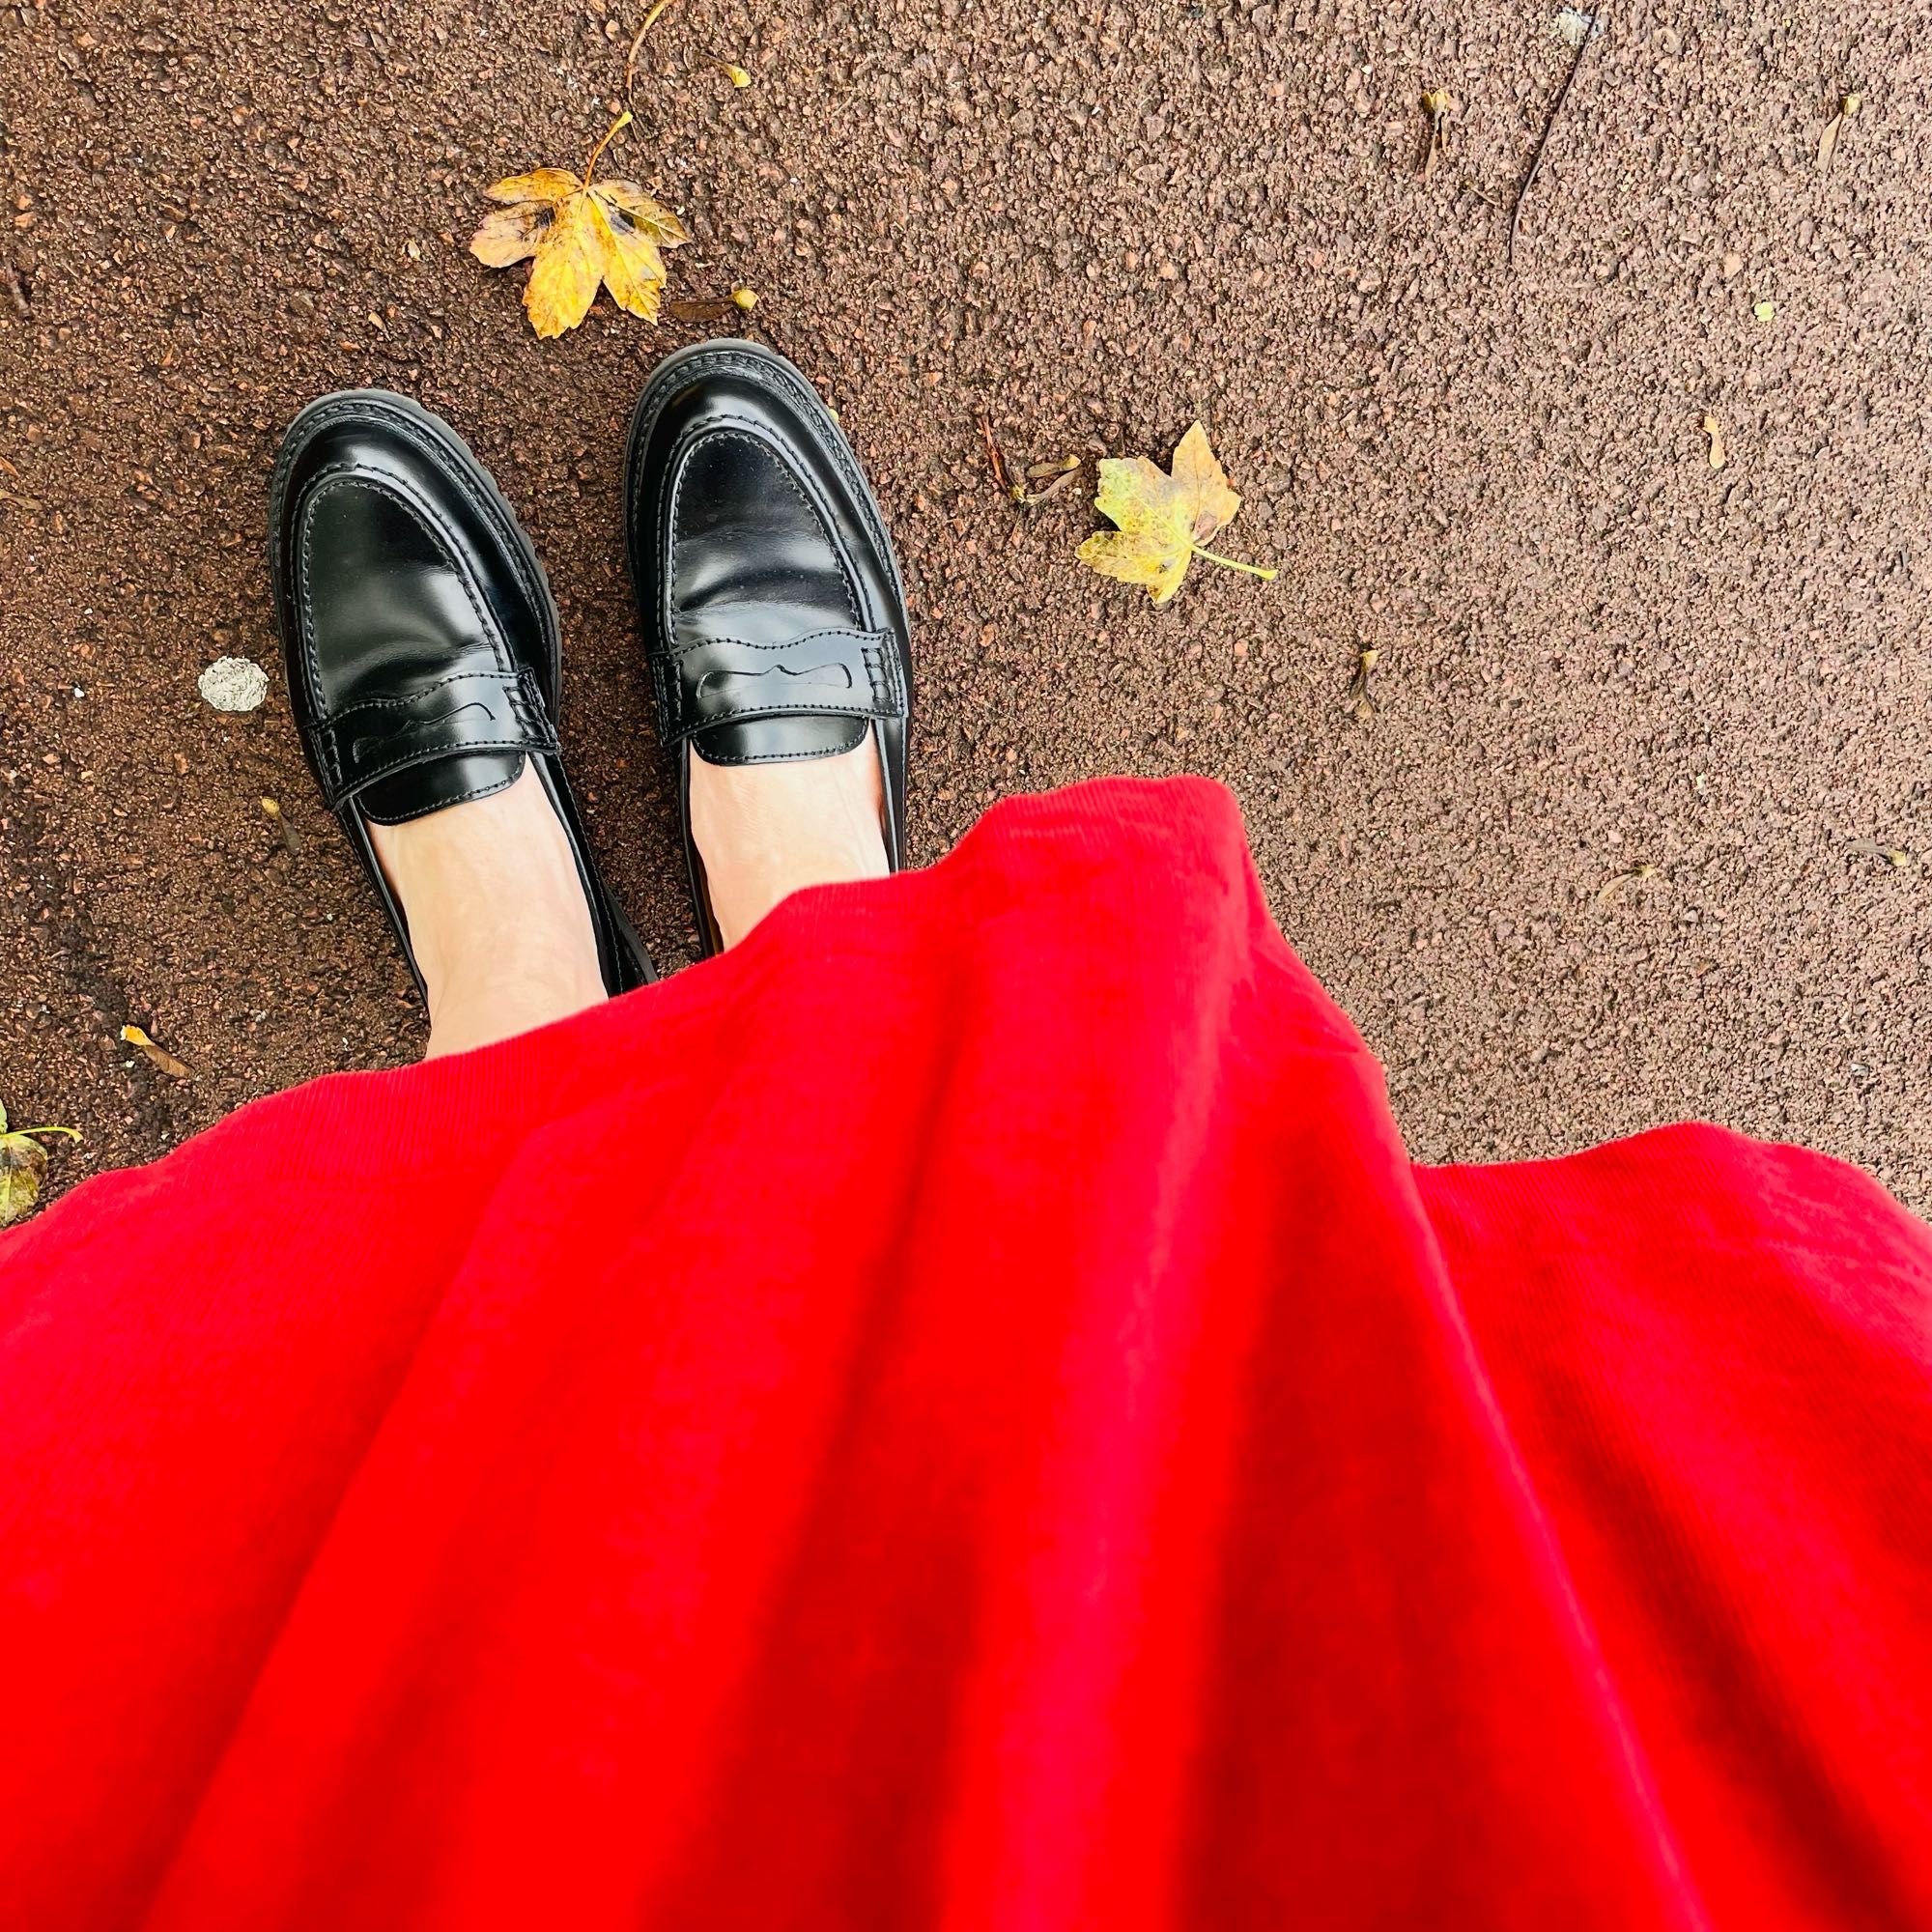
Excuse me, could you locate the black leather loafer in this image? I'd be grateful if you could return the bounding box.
[269,389,652,997]
[623,341,912,954]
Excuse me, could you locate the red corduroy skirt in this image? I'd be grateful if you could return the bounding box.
[3,778,1929,1930]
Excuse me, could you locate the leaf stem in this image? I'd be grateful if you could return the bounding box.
[582,106,633,186]
[1192,544,1279,582]
[14,1126,80,1141]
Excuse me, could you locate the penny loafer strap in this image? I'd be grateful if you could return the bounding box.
[651,627,906,748]
[309,666,558,810]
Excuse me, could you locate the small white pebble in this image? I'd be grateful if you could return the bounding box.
[198,656,270,713]
[1551,7,1603,46]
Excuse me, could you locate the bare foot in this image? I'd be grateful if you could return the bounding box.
[686,731,889,950]
[366,763,607,1059]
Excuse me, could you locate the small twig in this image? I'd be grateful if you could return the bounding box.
[623,0,684,105]
[1507,13,1603,270]
[979,412,1013,499]
[1016,465,1083,509]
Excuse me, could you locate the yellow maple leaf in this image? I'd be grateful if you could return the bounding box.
[1076,423,1277,605]
[470,111,690,339]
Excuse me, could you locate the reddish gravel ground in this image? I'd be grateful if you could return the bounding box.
[3,0,1928,1216]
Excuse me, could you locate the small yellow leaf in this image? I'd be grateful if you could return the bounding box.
[0,1106,80,1228]
[121,1024,192,1080]
[0,1134,48,1226]
[1753,298,1777,322]
[730,285,758,310]
[1075,423,1276,606]
[711,57,753,87]
[1700,412,1726,469]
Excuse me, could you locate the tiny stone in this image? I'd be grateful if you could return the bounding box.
[1550,7,1603,48]
[198,656,270,712]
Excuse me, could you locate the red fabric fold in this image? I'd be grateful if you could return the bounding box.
[2,777,1927,1930]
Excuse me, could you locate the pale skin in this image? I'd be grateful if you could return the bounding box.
[368,731,888,1059]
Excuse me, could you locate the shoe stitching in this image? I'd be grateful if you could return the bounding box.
[324,728,556,807]
[662,625,898,661]
[281,400,554,669]
[274,399,635,986]
[629,348,905,614]
[314,672,555,806]
[320,666,539,723]
[354,763,523,826]
[296,468,511,790]
[658,633,904,741]
[667,424,865,633]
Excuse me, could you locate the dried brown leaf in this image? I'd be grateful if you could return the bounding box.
[121,1024,191,1079]
[1818,93,1860,172]
[1596,863,1660,906]
[1846,838,1911,868]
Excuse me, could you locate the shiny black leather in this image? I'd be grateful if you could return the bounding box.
[624,342,912,952]
[270,389,652,996]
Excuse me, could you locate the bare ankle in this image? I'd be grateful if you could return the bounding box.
[687,733,889,950]
[367,764,607,1057]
